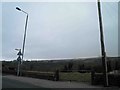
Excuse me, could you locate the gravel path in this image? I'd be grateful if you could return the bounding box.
[2,75,103,88]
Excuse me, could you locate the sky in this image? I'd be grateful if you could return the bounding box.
[1,1,118,60]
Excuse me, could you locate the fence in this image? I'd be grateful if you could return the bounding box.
[91,72,120,87]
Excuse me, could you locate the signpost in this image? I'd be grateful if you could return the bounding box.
[16,49,22,76]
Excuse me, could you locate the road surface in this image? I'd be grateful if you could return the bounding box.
[2,75,120,90]
[2,77,40,88]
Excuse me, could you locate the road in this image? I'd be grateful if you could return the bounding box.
[2,77,40,88]
[2,75,120,90]
[2,76,50,90]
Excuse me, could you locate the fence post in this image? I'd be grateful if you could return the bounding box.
[54,69,59,81]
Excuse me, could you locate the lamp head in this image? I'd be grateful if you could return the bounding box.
[16,7,21,11]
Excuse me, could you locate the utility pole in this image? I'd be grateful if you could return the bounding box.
[97,0,109,86]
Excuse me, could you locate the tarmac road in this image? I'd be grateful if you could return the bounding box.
[2,77,40,88]
[2,75,120,90]
[2,76,51,90]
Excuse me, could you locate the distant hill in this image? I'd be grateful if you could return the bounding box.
[2,57,120,72]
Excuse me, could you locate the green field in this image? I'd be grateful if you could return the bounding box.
[25,71,91,83]
[26,71,92,83]
[2,57,120,83]
[59,72,91,82]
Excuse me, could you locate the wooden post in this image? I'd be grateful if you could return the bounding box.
[97,0,109,86]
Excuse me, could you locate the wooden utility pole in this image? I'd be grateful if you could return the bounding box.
[97,0,109,86]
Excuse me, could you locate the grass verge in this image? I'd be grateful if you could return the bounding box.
[59,72,91,82]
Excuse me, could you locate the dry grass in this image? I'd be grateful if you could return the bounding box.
[59,72,91,82]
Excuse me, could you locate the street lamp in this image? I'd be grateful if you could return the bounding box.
[16,7,28,64]
[15,48,22,76]
[97,0,108,86]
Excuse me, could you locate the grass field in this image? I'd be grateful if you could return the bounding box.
[26,71,91,82]
[24,71,91,83]
[59,72,91,82]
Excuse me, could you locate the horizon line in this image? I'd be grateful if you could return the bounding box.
[1,56,119,61]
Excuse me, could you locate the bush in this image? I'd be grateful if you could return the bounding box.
[92,73,120,87]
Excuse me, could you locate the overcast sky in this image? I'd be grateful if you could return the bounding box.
[2,1,118,60]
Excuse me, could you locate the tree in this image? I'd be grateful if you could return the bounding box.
[78,64,85,73]
[82,64,85,70]
[30,64,33,70]
[62,62,73,72]
[68,62,73,72]
[78,64,84,70]
[78,64,82,71]
[63,65,68,72]
[115,61,119,70]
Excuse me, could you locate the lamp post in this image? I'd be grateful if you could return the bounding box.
[16,7,28,64]
[15,48,22,76]
[97,0,108,86]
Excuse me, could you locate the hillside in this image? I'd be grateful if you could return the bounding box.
[2,57,120,72]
